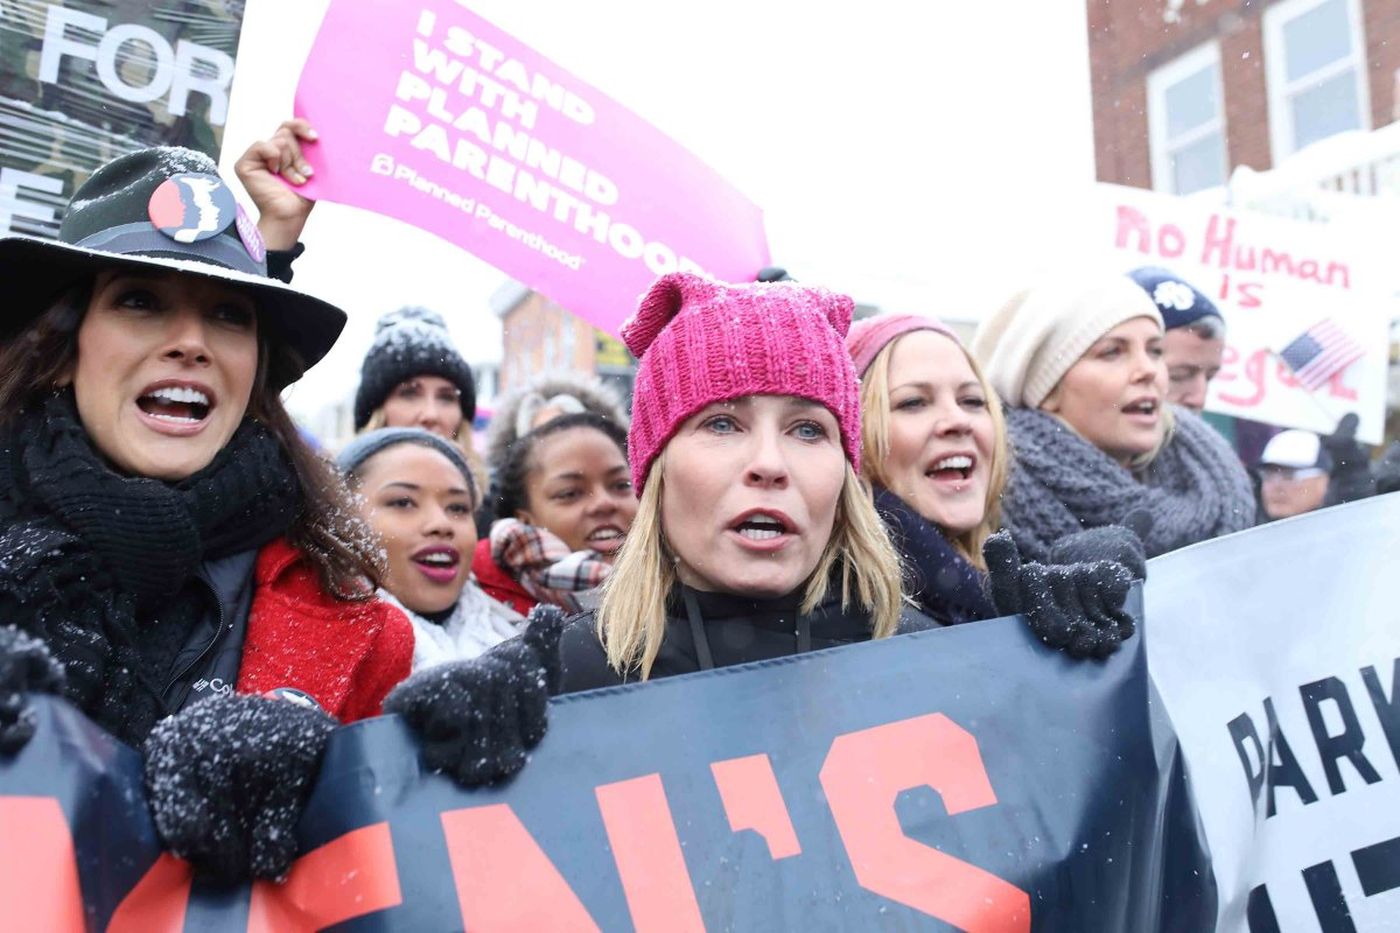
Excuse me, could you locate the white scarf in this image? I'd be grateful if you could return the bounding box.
[380,584,526,672]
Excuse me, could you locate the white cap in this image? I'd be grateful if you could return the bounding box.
[1259,430,1323,469]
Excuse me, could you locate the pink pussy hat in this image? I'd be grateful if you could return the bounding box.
[623,271,862,493]
[846,313,961,376]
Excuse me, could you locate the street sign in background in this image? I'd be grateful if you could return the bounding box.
[0,1,246,238]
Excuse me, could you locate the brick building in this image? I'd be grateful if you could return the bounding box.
[490,281,637,403]
[1088,0,1400,193]
[489,280,884,412]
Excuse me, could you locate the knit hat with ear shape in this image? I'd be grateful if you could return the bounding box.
[624,272,861,493]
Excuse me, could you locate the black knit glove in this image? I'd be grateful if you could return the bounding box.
[984,531,1135,660]
[1375,441,1400,496]
[144,693,336,884]
[1048,512,1150,582]
[385,604,565,787]
[1322,413,1376,505]
[0,626,64,754]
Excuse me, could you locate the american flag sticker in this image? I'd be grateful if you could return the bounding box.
[1277,319,1367,391]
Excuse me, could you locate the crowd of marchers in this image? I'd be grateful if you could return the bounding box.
[0,120,1391,884]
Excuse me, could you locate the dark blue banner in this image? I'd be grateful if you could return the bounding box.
[0,592,1215,931]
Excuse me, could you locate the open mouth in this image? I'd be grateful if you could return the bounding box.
[926,454,975,482]
[136,384,214,425]
[586,526,626,551]
[1122,399,1159,418]
[1120,395,1164,420]
[730,511,792,542]
[411,545,460,582]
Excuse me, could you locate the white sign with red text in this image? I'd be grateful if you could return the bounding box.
[1088,184,1392,443]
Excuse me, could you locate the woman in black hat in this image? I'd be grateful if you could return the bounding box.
[0,145,559,883]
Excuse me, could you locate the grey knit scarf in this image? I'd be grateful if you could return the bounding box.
[1001,406,1256,561]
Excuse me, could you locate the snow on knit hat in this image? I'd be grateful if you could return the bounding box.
[623,272,861,492]
[971,273,1164,408]
[846,313,960,376]
[354,307,477,430]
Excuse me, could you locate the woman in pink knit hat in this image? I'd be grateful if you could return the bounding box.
[556,272,924,689]
[849,315,1143,656]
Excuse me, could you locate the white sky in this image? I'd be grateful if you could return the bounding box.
[221,0,1097,422]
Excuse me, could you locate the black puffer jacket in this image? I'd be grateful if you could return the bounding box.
[558,583,938,693]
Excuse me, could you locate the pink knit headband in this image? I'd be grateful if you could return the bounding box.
[846,313,961,376]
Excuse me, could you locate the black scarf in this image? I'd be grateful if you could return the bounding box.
[873,486,997,626]
[0,392,301,746]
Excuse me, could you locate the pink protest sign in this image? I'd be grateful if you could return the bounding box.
[293,1,769,336]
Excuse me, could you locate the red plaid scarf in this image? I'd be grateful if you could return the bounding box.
[489,518,612,612]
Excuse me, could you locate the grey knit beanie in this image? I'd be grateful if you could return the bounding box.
[336,427,477,502]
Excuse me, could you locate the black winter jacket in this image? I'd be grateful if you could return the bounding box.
[558,583,938,693]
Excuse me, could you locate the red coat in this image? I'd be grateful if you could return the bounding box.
[471,538,538,617]
[236,538,413,722]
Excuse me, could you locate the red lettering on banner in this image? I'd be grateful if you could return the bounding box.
[1158,223,1186,258]
[1201,214,1351,289]
[819,715,1030,932]
[1201,214,1235,270]
[596,774,705,932]
[108,853,192,933]
[1327,369,1359,402]
[1216,347,1266,407]
[0,797,84,932]
[1114,205,1151,253]
[710,753,801,859]
[441,803,599,931]
[1218,273,1264,309]
[247,823,402,932]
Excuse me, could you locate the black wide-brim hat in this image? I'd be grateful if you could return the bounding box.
[0,146,345,389]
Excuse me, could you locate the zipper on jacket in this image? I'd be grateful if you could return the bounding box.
[161,568,227,708]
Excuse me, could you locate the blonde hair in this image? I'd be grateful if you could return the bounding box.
[858,334,1009,571]
[360,406,488,510]
[595,455,905,680]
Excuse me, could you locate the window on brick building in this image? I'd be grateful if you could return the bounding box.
[1264,0,1370,160]
[1148,42,1227,194]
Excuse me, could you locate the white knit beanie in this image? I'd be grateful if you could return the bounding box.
[971,274,1165,408]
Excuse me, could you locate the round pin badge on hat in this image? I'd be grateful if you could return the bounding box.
[147,172,238,244]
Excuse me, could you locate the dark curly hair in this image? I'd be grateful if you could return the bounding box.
[488,411,629,524]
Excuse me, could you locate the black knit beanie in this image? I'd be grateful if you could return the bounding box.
[353,307,477,430]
